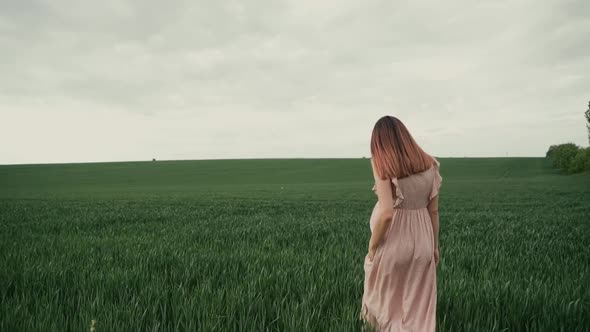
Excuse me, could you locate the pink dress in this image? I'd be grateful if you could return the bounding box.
[360,160,442,332]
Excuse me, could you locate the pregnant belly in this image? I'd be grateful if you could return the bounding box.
[369,201,380,233]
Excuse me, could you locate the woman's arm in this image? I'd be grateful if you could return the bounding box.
[368,159,394,258]
[427,194,440,250]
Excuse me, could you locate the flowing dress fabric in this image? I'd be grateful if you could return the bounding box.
[360,160,442,332]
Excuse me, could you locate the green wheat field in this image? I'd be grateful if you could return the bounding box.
[1,157,589,331]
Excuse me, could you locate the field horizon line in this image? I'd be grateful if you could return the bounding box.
[0,156,546,167]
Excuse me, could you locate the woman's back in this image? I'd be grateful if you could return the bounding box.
[394,162,441,210]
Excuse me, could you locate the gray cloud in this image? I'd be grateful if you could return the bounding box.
[1,0,589,164]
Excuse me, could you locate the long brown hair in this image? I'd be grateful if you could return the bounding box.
[370,115,436,179]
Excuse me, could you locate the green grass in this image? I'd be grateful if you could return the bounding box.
[0,157,589,331]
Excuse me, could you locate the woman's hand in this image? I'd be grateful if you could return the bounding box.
[368,243,377,262]
[434,248,439,267]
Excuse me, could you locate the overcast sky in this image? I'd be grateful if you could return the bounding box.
[1,0,589,164]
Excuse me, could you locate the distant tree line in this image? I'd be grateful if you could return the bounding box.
[545,101,590,174]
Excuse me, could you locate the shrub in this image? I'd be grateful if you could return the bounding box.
[546,143,580,173]
[546,145,559,158]
[568,147,590,174]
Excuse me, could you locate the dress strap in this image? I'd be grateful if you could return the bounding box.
[430,159,443,200]
[390,177,404,208]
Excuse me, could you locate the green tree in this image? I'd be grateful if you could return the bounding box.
[585,100,590,145]
[568,147,590,173]
[547,143,580,172]
[546,144,558,158]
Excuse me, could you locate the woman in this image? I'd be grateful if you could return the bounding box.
[360,115,442,332]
